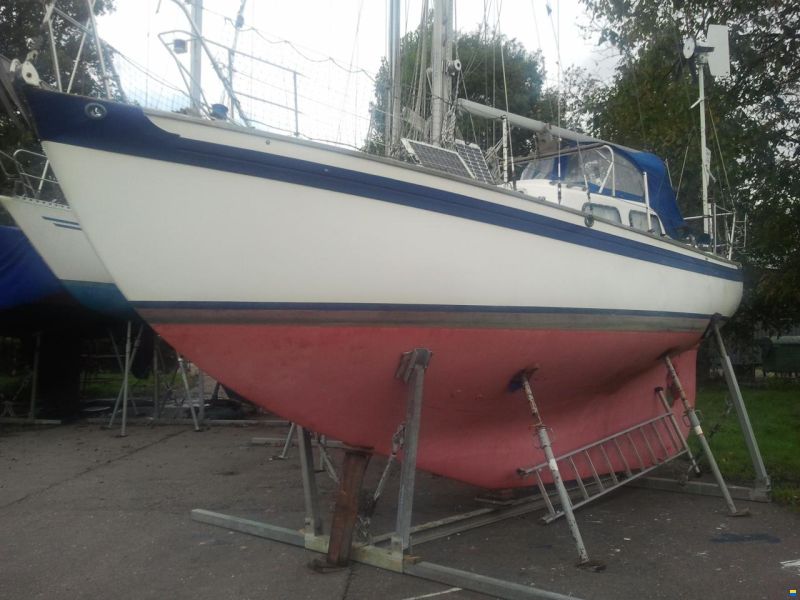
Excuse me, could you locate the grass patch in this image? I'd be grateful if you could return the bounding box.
[695,380,800,510]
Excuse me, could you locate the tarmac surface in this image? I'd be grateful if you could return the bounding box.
[1,421,799,600]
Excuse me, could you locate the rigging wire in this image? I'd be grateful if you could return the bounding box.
[335,0,365,144]
[200,3,375,81]
[529,0,555,120]
[708,105,735,214]
[546,0,563,201]
[409,0,429,141]
[495,0,514,183]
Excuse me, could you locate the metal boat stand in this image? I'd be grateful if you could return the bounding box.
[512,357,753,568]
[635,320,772,503]
[107,321,143,436]
[192,348,584,600]
[0,332,60,426]
[169,354,200,431]
[515,371,601,570]
[103,333,203,432]
[264,422,340,480]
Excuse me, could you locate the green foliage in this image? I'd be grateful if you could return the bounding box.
[0,1,115,222]
[0,0,116,157]
[696,381,800,510]
[366,21,545,156]
[579,0,800,332]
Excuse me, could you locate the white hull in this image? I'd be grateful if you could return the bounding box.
[0,194,133,317]
[41,114,741,318]
[0,195,112,285]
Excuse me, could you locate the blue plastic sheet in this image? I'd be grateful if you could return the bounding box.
[0,225,63,310]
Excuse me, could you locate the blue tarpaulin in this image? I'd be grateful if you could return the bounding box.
[0,225,63,310]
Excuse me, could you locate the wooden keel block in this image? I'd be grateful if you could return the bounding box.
[326,448,372,566]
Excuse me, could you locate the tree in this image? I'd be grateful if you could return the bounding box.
[0,0,116,220]
[0,0,114,170]
[579,0,800,332]
[366,21,545,158]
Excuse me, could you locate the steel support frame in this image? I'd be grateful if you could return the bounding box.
[192,347,582,600]
[663,355,749,516]
[637,335,771,504]
[518,374,593,567]
[107,321,144,435]
[711,320,771,496]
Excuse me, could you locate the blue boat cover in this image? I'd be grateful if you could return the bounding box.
[621,147,685,238]
[537,143,685,238]
[0,225,63,310]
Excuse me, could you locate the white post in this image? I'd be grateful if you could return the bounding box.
[698,63,710,238]
[189,0,203,113]
[430,0,453,145]
[385,0,402,154]
[501,116,509,184]
[120,321,132,437]
[430,0,444,145]
[643,171,652,231]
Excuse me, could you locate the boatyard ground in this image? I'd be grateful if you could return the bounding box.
[2,411,800,600]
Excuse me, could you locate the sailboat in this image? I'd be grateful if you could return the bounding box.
[11,3,741,490]
[0,193,134,319]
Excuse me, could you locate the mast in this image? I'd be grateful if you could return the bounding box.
[189,0,203,113]
[430,0,453,145]
[684,26,729,248]
[385,0,401,156]
[697,62,711,239]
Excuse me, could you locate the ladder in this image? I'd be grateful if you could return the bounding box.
[517,397,697,523]
[515,357,748,566]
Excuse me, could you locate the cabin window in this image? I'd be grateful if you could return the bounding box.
[520,157,554,180]
[562,148,644,199]
[520,147,646,201]
[629,210,663,234]
[565,149,612,190]
[582,202,622,224]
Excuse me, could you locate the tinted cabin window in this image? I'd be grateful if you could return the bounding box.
[582,203,622,223]
[563,149,644,198]
[520,158,554,180]
[629,210,663,234]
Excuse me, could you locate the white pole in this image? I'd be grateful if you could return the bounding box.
[643,171,652,231]
[501,116,509,184]
[698,63,710,237]
[385,0,401,155]
[120,321,132,437]
[190,0,203,113]
[430,0,444,144]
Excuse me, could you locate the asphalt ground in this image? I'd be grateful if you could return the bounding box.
[1,421,798,600]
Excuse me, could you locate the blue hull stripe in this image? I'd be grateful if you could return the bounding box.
[42,215,81,226]
[25,88,741,282]
[52,222,82,231]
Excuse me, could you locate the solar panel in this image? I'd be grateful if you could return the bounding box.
[402,139,473,180]
[454,139,495,184]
